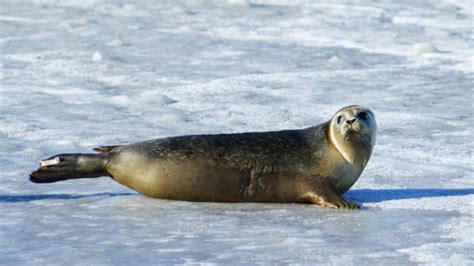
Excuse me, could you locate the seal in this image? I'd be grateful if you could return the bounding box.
[30,105,376,209]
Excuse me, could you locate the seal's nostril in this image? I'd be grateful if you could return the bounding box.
[346,118,356,125]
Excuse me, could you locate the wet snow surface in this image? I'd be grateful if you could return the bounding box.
[1,0,473,264]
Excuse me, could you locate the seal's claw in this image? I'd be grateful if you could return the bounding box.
[338,199,360,210]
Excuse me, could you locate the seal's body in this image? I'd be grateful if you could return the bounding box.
[30,105,376,209]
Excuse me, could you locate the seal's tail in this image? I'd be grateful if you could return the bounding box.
[29,154,108,183]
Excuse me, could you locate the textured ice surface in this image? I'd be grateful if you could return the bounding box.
[1,0,473,264]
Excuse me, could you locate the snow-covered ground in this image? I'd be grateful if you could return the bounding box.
[1,0,473,264]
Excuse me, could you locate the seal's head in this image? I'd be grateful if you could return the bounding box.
[329,105,377,165]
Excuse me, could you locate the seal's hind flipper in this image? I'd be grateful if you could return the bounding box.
[30,154,107,183]
[93,145,119,154]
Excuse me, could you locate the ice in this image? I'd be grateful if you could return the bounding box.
[326,56,351,68]
[91,51,103,62]
[410,43,438,56]
[1,0,473,264]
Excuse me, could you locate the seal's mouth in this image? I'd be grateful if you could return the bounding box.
[343,129,361,141]
[344,133,354,141]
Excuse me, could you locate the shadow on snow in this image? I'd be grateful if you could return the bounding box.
[0,192,137,203]
[346,188,474,203]
[1,188,472,204]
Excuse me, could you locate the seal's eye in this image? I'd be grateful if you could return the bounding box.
[337,115,342,124]
[358,112,368,120]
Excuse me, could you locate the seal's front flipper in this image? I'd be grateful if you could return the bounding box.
[29,154,107,183]
[298,189,360,210]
